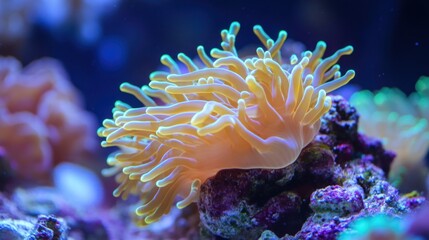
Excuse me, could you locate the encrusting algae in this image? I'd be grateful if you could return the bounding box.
[97,21,355,225]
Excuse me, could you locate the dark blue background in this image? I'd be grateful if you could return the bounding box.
[1,0,428,124]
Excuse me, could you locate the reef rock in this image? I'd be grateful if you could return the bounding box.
[198,96,425,240]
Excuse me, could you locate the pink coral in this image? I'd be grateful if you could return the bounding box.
[0,56,97,180]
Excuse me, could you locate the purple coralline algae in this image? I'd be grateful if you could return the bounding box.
[198,96,425,240]
[0,191,69,240]
[26,215,68,240]
[0,188,111,240]
[0,215,68,240]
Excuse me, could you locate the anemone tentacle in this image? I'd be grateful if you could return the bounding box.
[98,21,355,225]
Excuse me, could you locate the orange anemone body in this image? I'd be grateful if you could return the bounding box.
[98,22,355,225]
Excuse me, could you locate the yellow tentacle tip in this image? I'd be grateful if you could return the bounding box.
[99,22,355,226]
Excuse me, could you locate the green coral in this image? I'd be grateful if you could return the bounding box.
[337,215,406,240]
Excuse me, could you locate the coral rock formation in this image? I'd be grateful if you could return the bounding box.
[198,96,424,239]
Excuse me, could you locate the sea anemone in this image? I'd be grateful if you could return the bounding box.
[350,86,429,170]
[98,22,355,225]
[411,76,429,120]
[0,57,97,180]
